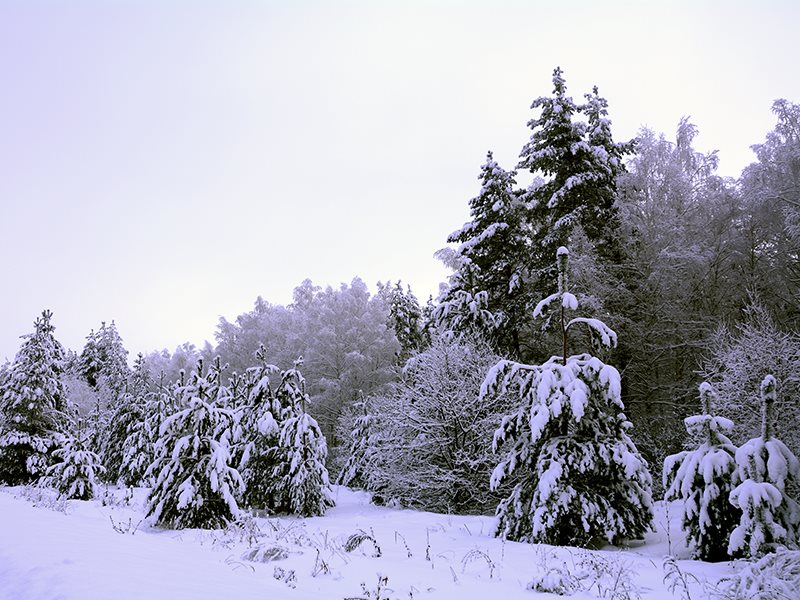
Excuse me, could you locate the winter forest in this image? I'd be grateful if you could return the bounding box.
[2,67,800,599]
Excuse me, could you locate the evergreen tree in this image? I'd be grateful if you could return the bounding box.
[436,152,530,357]
[122,370,177,486]
[45,432,104,500]
[238,348,284,510]
[0,310,71,484]
[336,398,377,490]
[105,353,151,485]
[146,359,243,529]
[271,362,334,516]
[663,382,740,561]
[79,321,130,451]
[519,67,632,290]
[484,248,653,546]
[728,375,800,557]
[385,281,427,360]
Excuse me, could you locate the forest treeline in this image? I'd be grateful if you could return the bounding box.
[1,69,798,551]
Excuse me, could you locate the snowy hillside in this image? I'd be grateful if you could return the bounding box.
[0,485,740,600]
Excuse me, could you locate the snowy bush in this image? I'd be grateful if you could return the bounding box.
[44,434,104,500]
[712,548,800,599]
[728,375,800,558]
[663,382,740,561]
[348,336,513,513]
[485,248,653,546]
[146,359,244,529]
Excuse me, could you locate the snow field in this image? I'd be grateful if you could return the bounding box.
[0,486,737,600]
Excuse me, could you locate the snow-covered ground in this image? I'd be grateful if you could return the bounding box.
[0,485,736,600]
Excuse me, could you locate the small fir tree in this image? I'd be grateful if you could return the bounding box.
[0,310,71,484]
[271,362,334,516]
[45,432,104,500]
[146,359,243,529]
[663,382,740,561]
[728,375,800,557]
[484,248,653,546]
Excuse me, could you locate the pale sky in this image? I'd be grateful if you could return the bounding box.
[1,0,798,362]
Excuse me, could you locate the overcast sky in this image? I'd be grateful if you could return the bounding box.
[1,0,798,362]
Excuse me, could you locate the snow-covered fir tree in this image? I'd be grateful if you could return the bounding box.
[237,349,284,511]
[518,67,632,289]
[104,353,150,486]
[728,375,800,557]
[383,281,427,361]
[79,321,130,452]
[121,370,178,487]
[271,362,334,517]
[336,398,378,490]
[146,359,243,529]
[484,248,653,546]
[0,310,71,484]
[45,431,104,500]
[663,382,740,561]
[435,152,530,358]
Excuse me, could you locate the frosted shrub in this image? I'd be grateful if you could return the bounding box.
[349,336,512,513]
[485,248,653,546]
[663,382,739,561]
[728,375,800,558]
[713,548,800,599]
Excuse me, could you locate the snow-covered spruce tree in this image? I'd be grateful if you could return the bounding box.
[146,359,243,529]
[79,322,130,451]
[271,362,334,517]
[484,248,653,546]
[728,375,800,558]
[121,370,177,487]
[383,281,427,361]
[102,353,151,485]
[435,152,531,358]
[0,310,71,485]
[336,398,379,490]
[663,382,740,561]
[44,432,104,500]
[237,349,284,511]
[519,67,632,290]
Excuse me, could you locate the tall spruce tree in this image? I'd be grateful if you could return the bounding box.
[436,152,530,358]
[484,248,653,546]
[519,68,632,290]
[0,310,71,484]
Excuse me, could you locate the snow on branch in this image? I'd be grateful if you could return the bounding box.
[566,317,617,349]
